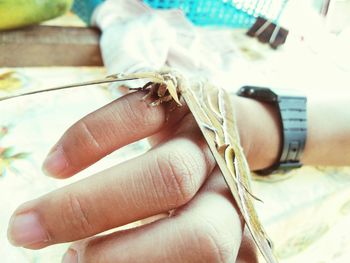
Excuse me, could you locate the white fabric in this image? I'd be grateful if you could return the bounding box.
[93,0,239,91]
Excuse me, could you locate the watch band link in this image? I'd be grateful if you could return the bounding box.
[275,95,307,173]
[237,86,307,175]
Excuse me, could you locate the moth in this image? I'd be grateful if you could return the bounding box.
[1,70,278,263]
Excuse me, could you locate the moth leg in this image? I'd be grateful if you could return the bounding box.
[149,99,162,107]
[157,83,168,98]
[168,99,182,112]
[128,81,154,91]
[149,94,173,107]
[141,81,154,90]
[160,95,174,103]
[141,83,159,101]
[128,86,143,91]
[162,100,182,122]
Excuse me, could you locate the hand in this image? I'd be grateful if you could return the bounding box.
[7,90,280,262]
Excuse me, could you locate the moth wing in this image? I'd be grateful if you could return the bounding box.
[182,80,278,263]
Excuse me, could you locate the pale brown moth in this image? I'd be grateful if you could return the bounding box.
[1,70,278,263]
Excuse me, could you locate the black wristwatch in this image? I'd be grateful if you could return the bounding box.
[237,86,307,175]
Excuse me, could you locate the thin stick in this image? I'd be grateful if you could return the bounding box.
[0,76,141,102]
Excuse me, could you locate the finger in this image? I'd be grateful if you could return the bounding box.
[236,227,259,263]
[43,91,189,178]
[64,167,243,263]
[7,115,215,249]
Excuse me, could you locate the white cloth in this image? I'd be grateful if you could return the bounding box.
[93,0,239,91]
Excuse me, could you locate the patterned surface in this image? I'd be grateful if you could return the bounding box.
[254,167,350,263]
[72,0,288,27]
[144,0,288,27]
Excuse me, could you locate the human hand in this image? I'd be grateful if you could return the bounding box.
[7,90,281,262]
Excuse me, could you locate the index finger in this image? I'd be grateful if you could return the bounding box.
[42,91,189,178]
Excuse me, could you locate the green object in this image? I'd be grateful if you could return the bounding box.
[0,0,73,30]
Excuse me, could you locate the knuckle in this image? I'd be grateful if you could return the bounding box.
[78,120,103,151]
[60,193,94,238]
[191,217,235,263]
[155,148,198,206]
[81,238,108,263]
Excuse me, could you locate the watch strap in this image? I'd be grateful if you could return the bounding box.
[237,86,307,175]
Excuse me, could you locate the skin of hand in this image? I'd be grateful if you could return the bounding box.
[6,89,349,262]
[6,91,266,263]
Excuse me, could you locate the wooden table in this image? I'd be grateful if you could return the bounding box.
[0,26,103,67]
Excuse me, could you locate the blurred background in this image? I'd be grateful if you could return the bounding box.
[0,1,349,262]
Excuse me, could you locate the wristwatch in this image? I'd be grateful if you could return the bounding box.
[237,86,307,175]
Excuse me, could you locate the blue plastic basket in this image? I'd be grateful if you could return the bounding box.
[72,0,288,28]
[143,0,288,28]
[72,0,105,24]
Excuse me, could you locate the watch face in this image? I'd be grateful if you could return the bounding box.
[238,86,277,102]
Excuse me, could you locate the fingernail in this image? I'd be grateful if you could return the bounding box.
[42,146,68,177]
[62,248,78,263]
[8,212,49,247]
